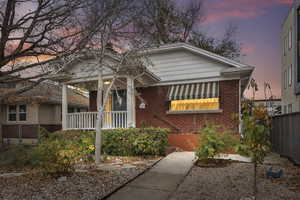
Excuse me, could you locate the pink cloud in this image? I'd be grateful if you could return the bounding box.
[242,44,256,54]
[278,0,294,4]
[203,0,294,24]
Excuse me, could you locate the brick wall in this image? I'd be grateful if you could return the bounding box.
[89,80,240,133]
[135,80,240,133]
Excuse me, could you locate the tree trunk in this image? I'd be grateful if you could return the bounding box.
[254,162,257,200]
[95,69,103,164]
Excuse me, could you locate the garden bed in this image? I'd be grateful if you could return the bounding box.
[170,154,300,200]
[0,156,161,200]
[195,158,239,168]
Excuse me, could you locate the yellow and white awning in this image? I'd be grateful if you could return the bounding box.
[167,82,219,101]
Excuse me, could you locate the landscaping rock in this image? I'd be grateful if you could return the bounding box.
[0,172,24,178]
[170,162,300,200]
[0,157,160,200]
[57,176,67,182]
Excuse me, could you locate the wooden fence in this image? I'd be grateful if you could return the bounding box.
[271,112,300,164]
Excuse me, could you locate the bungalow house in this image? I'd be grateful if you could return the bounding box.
[55,43,254,134]
[0,82,88,144]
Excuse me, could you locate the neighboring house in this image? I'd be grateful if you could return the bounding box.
[253,99,282,116]
[0,82,89,144]
[281,0,300,114]
[54,43,254,134]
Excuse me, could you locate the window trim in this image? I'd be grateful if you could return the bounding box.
[7,104,27,122]
[167,109,223,115]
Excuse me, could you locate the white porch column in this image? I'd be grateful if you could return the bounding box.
[127,76,135,128]
[62,83,68,130]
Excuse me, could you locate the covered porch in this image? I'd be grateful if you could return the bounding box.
[61,73,159,131]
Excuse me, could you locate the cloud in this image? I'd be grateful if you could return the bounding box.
[242,44,256,54]
[278,0,294,4]
[203,0,294,24]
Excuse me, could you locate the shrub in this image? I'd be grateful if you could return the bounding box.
[34,127,169,176]
[102,127,169,156]
[0,145,37,170]
[195,124,239,161]
[34,130,96,176]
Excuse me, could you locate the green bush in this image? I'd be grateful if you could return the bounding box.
[195,124,239,161]
[33,127,169,175]
[34,130,95,176]
[102,127,169,156]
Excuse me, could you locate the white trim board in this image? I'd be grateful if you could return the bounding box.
[153,77,241,86]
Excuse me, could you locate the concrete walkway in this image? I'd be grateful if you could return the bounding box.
[107,152,195,200]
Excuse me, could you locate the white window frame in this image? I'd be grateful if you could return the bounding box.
[7,104,27,122]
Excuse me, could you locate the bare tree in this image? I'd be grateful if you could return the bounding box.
[188,25,242,60]
[133,0,242,60]
[78,0,149,163]
[133,0,204,45]
[0,0,96,101]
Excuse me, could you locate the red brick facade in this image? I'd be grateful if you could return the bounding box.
[89,80,240,133]
[135,80,240,133]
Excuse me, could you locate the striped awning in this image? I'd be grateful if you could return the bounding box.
[167,82,219,101]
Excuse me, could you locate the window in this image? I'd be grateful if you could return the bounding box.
[289,28,292,49]
[8,105,27,122]
[170,98,220,111]
[112,90,127,111]
[284,70,287,89]
[167,82,220,112]
[8,105,17,121]
[283,105,287,114]
[289,65,293,86]
[19,105,27,121]
[288,104,293,113]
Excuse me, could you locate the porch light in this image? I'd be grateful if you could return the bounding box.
[139,102,146,109]
[104,81,111,85]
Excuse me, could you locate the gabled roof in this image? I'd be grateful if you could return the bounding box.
[1,82,89,107]
[145,42,254,70]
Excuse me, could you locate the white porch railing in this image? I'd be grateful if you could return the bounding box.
[66,111,128,130]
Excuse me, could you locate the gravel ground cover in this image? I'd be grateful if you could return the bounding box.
[0,157,160,200]
[170,156,300,200]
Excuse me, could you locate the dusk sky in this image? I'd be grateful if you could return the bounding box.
[196,0,294,99]
[15,0,295,99]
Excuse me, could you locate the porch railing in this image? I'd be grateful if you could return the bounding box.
[66,111,127,130]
